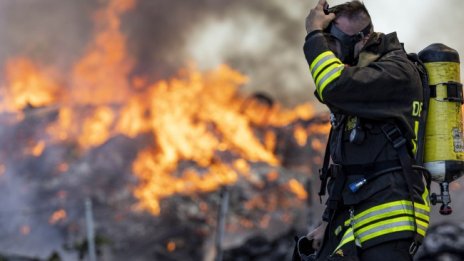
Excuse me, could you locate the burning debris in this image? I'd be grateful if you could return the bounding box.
[0,0,331,260]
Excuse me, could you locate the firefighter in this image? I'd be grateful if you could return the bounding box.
[300,0,430,260]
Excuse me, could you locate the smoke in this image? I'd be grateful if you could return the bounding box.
[0,122,73,259]
[0,0,97,72]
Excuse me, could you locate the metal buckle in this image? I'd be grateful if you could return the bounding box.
[382,125,406,148]
[409,241,418,255]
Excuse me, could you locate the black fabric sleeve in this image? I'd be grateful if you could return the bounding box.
[303,31,332,70]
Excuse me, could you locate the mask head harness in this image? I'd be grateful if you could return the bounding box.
[324,22,372,65]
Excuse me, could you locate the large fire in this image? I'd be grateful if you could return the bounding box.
[0,0,322,218]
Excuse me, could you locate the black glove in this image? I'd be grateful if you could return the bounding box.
[292,236,317,261]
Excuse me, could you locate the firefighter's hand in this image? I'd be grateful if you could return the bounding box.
[305,0,335,34]
[306,221,327,250]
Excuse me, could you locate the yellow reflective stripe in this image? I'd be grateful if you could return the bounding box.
[414,210,430,223]
[353,209,413,229]
[309,51,344,101]
[361,225,415,243]
[310,51,334,71]
[359,222,427,243]
[318,66,343,99]
[416,219,429,232]
[356,216,427,243]
[333,228,355,254]
[422,187,430,208]
[333,216,429,254]
[334,225,342,236]
[312,57,341,77]
[315,63,342,87]
[344,203,430,228]
[353,200,430,223]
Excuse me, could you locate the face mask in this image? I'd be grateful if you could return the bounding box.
[324,22,372,65]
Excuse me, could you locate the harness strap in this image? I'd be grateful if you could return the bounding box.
[318,127,333,202]
[429,81,463,103]
[381,123,423,249]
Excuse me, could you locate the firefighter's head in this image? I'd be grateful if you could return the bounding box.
[324,1,373,65]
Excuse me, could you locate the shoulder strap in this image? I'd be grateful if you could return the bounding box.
[407,53,431,165]
[381,123,423,252]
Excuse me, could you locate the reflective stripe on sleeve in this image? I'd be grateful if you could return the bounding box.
[309,51,344,100]
[311,53,339,77]
[310,51,335,71]
[316,64,344,98]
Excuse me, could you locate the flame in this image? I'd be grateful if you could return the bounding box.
[264,130,277,152]
[31,140,46,157]
[167,241,176,252]
[0,0,327,217]
[133,148,239,215]
[71,0,136,106]
[49,209,67,224]
[131,65,292,215]
[78,106,115,147]
[266,171,279,182]
[259,214,271,229]
[233,159,250,175]
[1,58,60,113]
[20,225,31,235]
[311,138,324,151]
[57,163,69,173]
[294,124,308,146]
[268,103,315,126]
[287,179,308,200]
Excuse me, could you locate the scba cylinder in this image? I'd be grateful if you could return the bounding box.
[419,43,464,182]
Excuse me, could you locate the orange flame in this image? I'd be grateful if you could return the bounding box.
[1,58,60,113]
[20,225,31,235]
[31,140,46,157]
[49,209,67,224]
[266,171,279,182]
[131,65,291,215]
[287,179,308,200]
[0,0,326,218]
[71,0,136,106]
[167,241,176,252]
[294,124,308,146]
[57,163,69,173]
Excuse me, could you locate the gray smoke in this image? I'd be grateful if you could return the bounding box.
[0,0,97,72]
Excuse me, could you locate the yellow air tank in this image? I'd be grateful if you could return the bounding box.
[419,43,464,215]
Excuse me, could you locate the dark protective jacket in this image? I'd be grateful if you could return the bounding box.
[303,31,430,259]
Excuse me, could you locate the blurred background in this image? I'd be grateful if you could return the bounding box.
[0,0,463,260]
